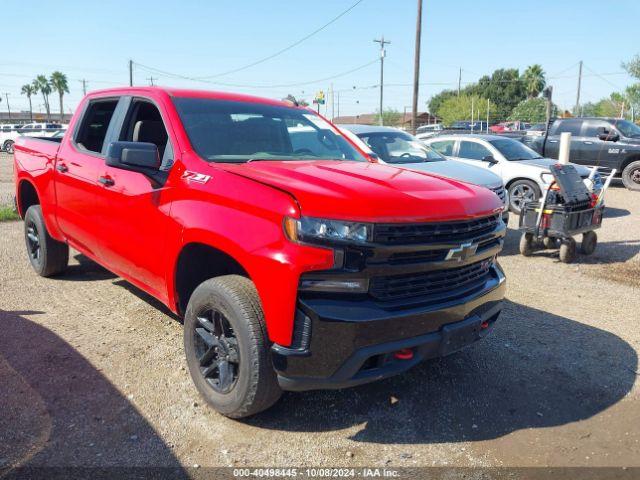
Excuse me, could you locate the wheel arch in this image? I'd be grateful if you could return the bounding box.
[17,178,40,218]
[620,154,640,173]
[505,176,542,192]
[173,241,251,317]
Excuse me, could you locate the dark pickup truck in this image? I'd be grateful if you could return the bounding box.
[524,117,640,190]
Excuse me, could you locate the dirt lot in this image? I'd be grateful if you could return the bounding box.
[1,153,639,475]
[0,153,14,206]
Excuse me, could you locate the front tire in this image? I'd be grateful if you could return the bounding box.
[621,160,640,191]
[580,231,597,255]
[508,180,541,215]
[559,238,577,263]
[519,232,534,256]
[184,275,281,418]
[24,205,69,277]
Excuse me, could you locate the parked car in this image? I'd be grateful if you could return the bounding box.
[339,124,509,223]
[525,123,546,136]
[490,121,530,134]
[1,122,66,153]
[415,123,443,139]
[423,134,602,214]
[14,87,506,418]
[450,120,489,132]
[0,124,25,153]
[525,117,640,190]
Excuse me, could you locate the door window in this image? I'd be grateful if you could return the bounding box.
[75,100,119,154]
[119,100,173,170]
[458,141,492,161]
[554,120,582,136]
[429,140,455,156]
[583,120,614,137]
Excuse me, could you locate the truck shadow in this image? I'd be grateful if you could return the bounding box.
[248,300,637,445]
[0,310,186,476]
[50,254,118,282]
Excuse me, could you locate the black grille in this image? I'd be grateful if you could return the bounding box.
[374,214,501,245]
[369,259,493,302]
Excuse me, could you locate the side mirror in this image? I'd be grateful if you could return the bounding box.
[106,141,160,171]
[597,128,619,142]
[483,155,498,164]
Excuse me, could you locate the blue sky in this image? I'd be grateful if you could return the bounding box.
[1,0,639,117]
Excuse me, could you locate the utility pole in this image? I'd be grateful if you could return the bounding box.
[411,0,423,135]
[80,79,87,96]
[374,36,391,126]
[129,59,134,87]
[147,76,156,86]
[4,93,10,120]
[574,60,583,116]
[458,67,462,96]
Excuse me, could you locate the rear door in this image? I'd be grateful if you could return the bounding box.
[54,97,121,256]
[94,96,175,301]
[452,139,503,176]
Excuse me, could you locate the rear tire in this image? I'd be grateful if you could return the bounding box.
[559,238,577,263]
[24,205,69,277]
[519,232,534,256]
[621,160,640,191]
[3,140,14,154]
[580,231,597,255]
[184,275,281,418]
[542,237,559,249]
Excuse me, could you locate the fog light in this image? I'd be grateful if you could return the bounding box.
[299,278,369,293]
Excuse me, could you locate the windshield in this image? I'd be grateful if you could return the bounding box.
[614,119,640,137]
[489,138,543,161]
[356,131,446,164]
[173,98,367,163]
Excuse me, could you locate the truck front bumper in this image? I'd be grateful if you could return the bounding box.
[272,263,506,391]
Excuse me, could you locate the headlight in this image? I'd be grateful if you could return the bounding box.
[541,172,554,184]
[284,216,373,245]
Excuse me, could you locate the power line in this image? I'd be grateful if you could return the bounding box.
[192,0,365,80]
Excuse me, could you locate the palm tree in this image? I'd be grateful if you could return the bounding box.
[21,84,36,121]
[50,71,69,122]
[34,75,52,121]
[523,65,546,99]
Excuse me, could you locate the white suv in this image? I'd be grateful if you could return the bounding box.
[1,122,67,153]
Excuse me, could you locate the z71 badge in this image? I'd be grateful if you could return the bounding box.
[182,171,212,184]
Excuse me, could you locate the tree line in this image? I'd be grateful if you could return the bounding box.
[4,72,69,122]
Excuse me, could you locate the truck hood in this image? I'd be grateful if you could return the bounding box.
[219,160,502,223]
[519,158,592,176]
[398,159,503,189]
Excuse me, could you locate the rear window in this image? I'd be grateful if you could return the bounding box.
[75,99,119,153]
[554,120,582,136]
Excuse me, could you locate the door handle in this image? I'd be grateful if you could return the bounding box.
[583,141,594,145]
[98,176,115,187]
[55,163,68,173]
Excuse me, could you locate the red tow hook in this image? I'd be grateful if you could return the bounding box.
[394,348,414,360]
[480,321,490,329]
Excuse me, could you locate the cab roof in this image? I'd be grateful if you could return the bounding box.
[87,86,302,109]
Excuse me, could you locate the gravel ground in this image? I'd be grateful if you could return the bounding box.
[0,154,639,474]
[0,153,14,205]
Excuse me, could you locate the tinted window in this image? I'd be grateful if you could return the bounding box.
[554,120,582,136]
[489,138,542,161]
[173,97,366,163]
[613,119,640,138]
[358,132,444,164]
[75,99,119,153]
[583,120,614,137]
[119,100,172,170]
[458,141,491,160]
[430,140,455,156]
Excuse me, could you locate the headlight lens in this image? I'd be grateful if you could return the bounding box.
[541,172,554,184]
[284,216,373,244]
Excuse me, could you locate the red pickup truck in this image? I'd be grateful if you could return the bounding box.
[14,87,506,418]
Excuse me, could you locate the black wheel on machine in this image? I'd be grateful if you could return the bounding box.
[542,237,559,249]
[559,238,577,263]
[519,232,535,256]
[580,231,597,255]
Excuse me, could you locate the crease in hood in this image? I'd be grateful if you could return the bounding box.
[217,160,503,223]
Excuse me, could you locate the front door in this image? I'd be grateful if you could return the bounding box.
[94,97,175,301]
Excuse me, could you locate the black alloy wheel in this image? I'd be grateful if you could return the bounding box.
[192,308,240,394]
[25,220,41,264]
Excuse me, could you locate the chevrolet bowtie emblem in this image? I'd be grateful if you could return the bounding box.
[445,241,479,262]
